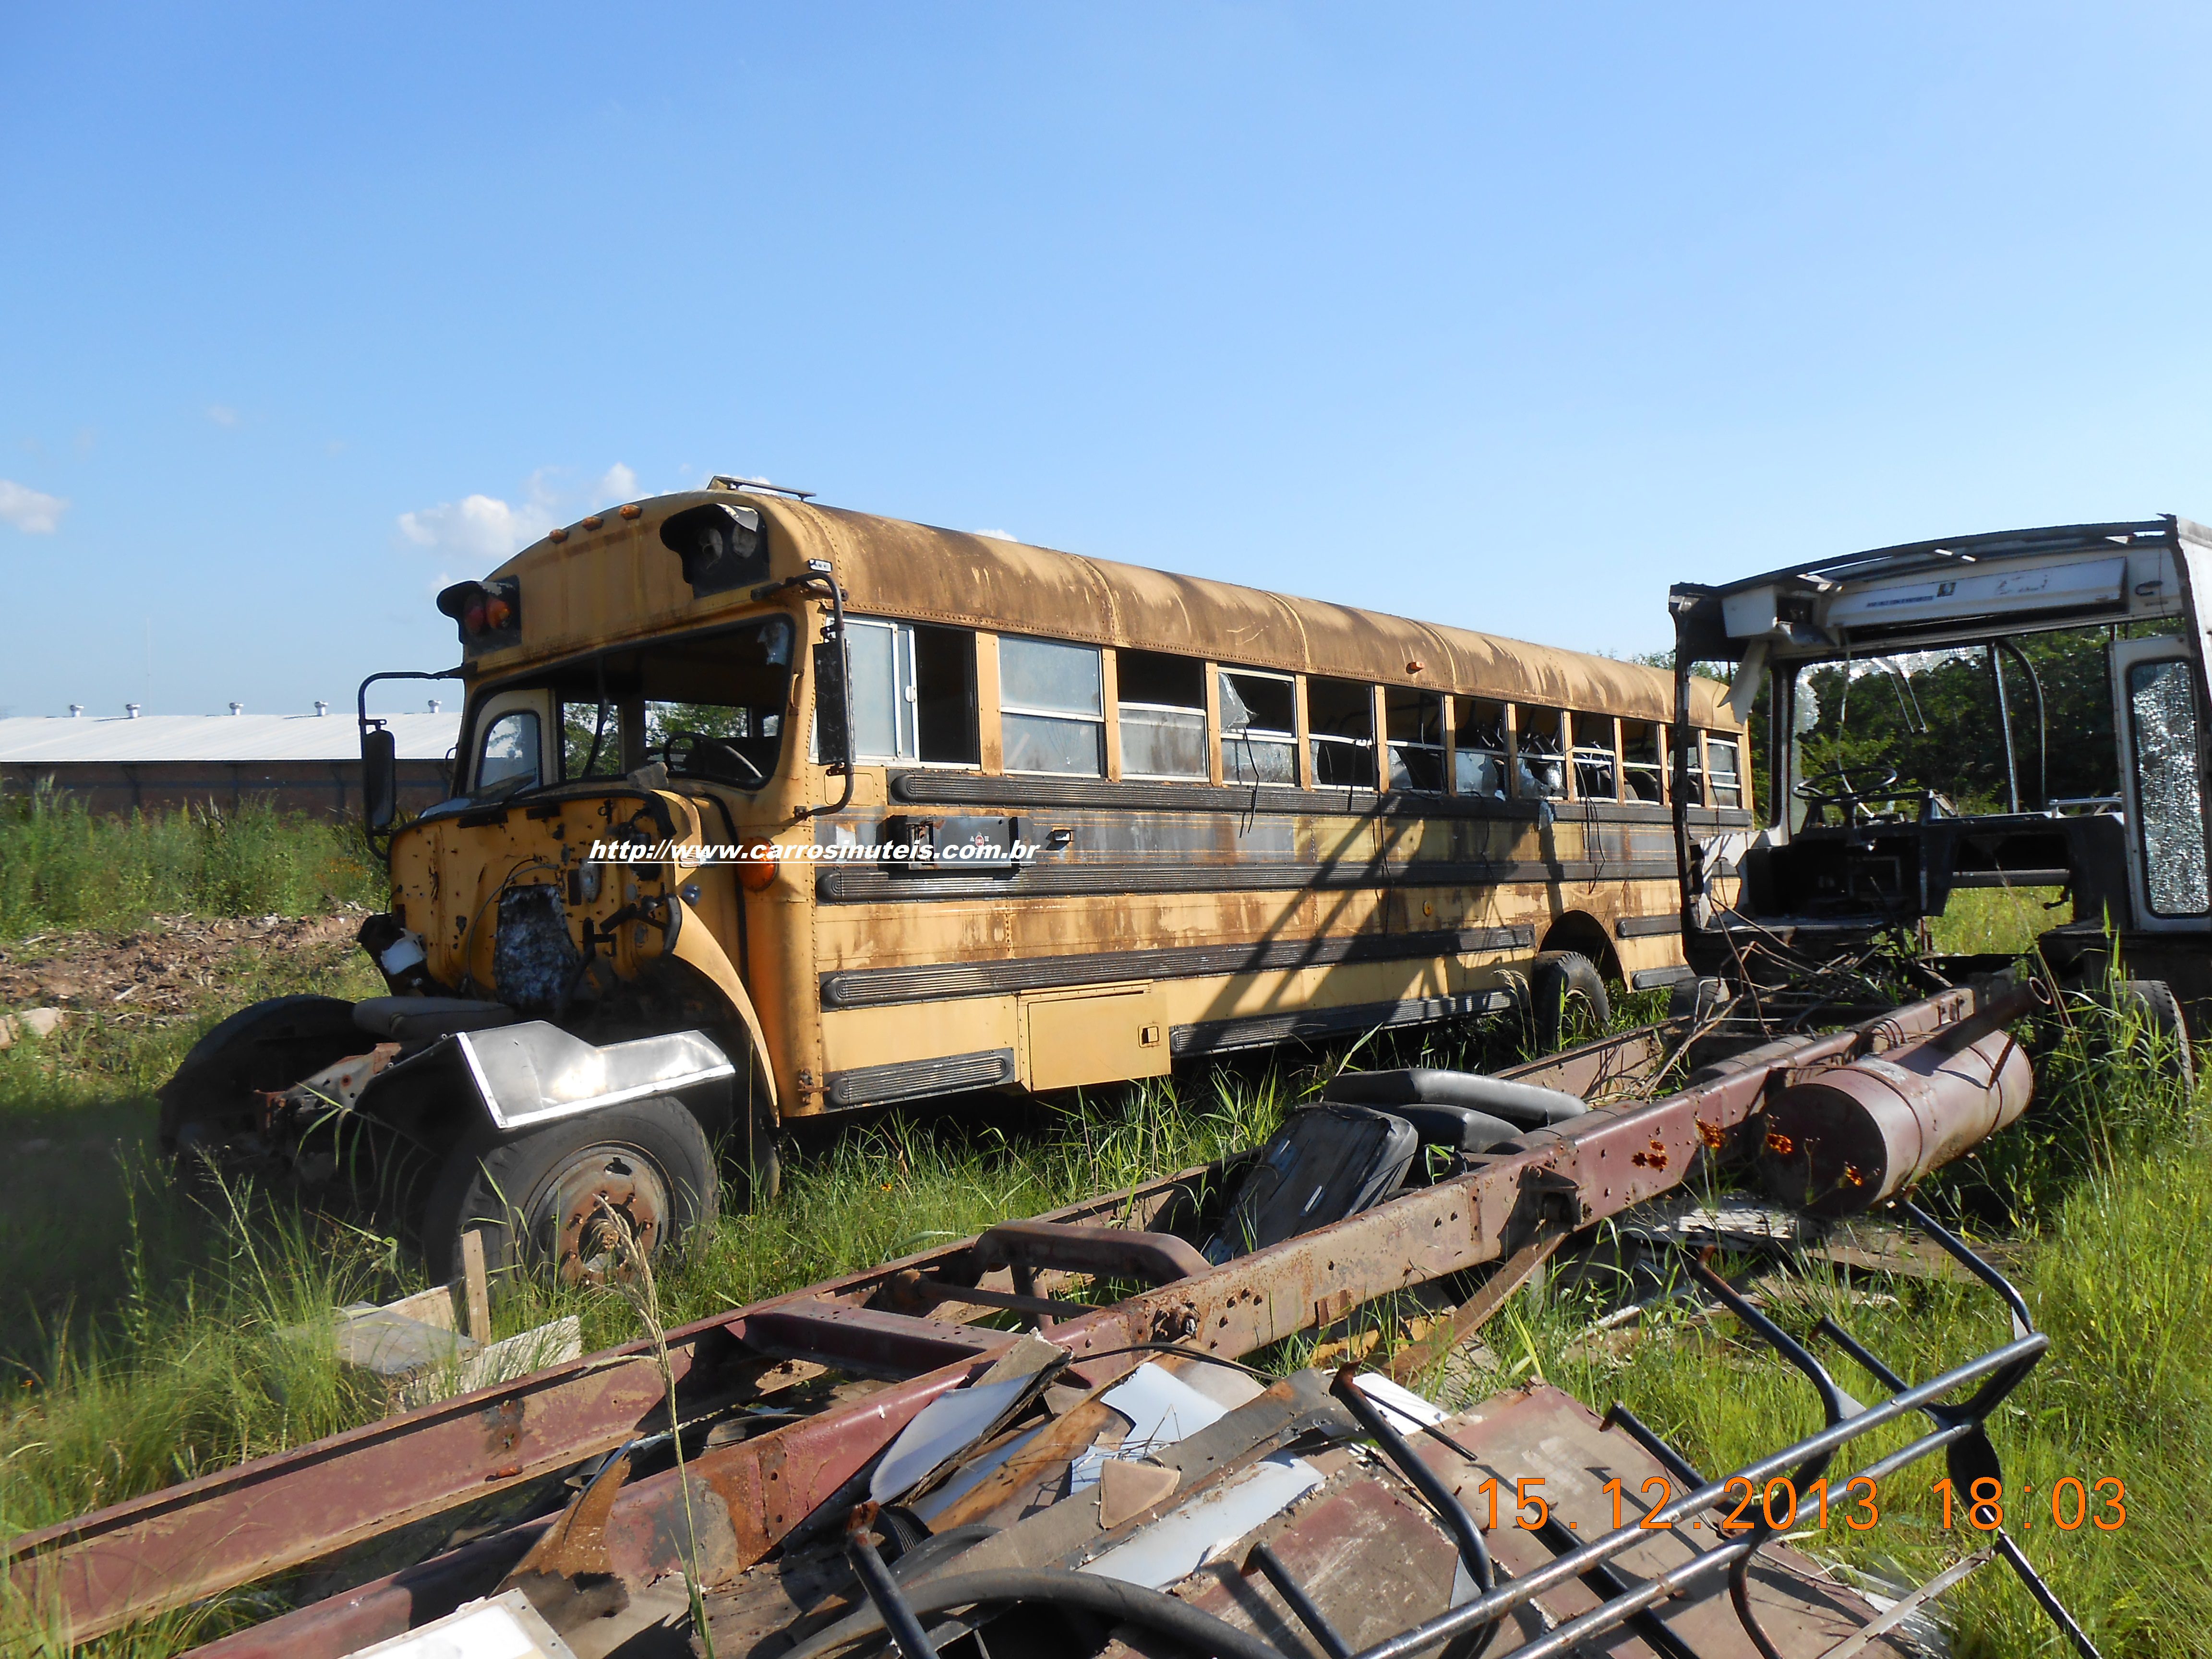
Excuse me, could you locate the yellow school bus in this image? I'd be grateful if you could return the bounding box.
[161,479,1747,1278]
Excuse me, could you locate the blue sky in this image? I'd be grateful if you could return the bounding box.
[3,4,2208,717]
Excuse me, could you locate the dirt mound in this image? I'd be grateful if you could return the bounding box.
[0,909,367,1023]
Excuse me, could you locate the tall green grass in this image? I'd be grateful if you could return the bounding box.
[1451,988,2212,1656]
[1928,883,2071,956]
[1,857,2203,1654]
[0,791,383,942]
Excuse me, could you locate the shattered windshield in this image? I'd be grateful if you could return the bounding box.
[2127,656,2209,916]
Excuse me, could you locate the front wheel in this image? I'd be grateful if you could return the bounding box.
[421,1097,721,1286]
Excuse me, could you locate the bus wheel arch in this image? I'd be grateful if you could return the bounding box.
[1537,913,1623,986]
[1530,914,1617,1051]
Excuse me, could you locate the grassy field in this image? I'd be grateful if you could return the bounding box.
[0,808,2202,1654]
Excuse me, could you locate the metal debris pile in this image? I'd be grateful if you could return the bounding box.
[4,986,2100,1658]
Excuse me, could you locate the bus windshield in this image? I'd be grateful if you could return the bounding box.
[553,615,796,790]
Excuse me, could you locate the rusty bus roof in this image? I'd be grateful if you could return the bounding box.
[482,485,1736,728]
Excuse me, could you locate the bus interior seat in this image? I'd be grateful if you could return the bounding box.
[1203,1104,1418,1264]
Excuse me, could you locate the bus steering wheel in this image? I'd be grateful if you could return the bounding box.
[652,731,766,785]
[1794,766,1906,826]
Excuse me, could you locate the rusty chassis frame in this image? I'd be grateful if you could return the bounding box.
[9,987,1991,1654]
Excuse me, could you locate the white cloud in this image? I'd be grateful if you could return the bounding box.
[970,527,1017,542]
[397,463,660,562]
[0,480,68,534]
[206,404,240,428]
[397,493,555,561]
[594,463,637,505]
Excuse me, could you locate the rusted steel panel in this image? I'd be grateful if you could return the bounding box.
[186,1518,553,1659]
[611,1358,986,1578]
[8,1355,669,1640]
[8,1170,1199,1643]
[60,994,1983,1650]
[738,1301,1010,1379]
[546,993,1984,1598]
[473,488,1742,729]
[974,1219,1209,1286]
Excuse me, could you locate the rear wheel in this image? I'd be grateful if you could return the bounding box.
[1528,950,1611,1053]
[421,1097,721,1286]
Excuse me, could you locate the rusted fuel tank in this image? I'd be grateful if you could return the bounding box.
[1758,1022,2033,1215]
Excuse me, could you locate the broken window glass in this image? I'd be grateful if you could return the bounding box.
[1308,677,1377,789]
[1219,668,1297,785]
[1707,735,1744,810]
[1118,650,1208,780]
[1571,712,1619,801]
[1621,719,1664,803]
[1515,706,1566,799]
[2127,657,2208,916]
[1452,697,1507,797]
[1385,688,1445,792]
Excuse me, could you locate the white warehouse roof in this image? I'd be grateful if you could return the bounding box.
[0,712,462,764]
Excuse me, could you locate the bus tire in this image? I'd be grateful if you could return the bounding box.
[2120,978,2194,1095]
[421,1097,721,1287]
[1529,951,1610,1053]
[156,994,362,1167]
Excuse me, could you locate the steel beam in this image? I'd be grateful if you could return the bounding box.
[23,995,1976,1652]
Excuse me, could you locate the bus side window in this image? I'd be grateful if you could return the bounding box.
[1385,688,1445,792]
[846,619,902,761]
[1684,729,1708,803]
[1621,720,1664,803]
[1308,677,1377,789]
[846,620,979,765]
[1453,697,1507,797]
[1706,733,1743,808]
[914,625,979,764]
[1000,637,1105,776]
[478,710,541,791]
[1515,706,1566,799]
[1571,712,1619,801]
[1219,668,1298,785]
[1119,650,1208,780]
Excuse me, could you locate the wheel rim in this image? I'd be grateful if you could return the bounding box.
[534,1142,673,1286]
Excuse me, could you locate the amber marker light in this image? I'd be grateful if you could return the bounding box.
[548,527,569,542]
[619,503,643,520]
[581,514,604,530]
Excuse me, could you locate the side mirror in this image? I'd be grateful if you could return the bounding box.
[362,725,399,831]
[813,638,851,772]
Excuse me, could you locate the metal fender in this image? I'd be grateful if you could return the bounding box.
[451,1022,735,1130]
[662,892,779,1113]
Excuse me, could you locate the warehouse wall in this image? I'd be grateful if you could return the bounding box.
[0,760,453,820]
